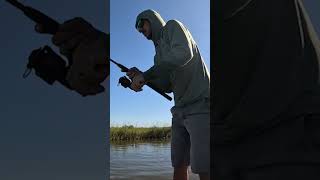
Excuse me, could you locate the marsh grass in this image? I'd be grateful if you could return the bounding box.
[110,125,171,141]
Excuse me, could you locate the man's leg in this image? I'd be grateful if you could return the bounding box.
[199,173,210,180]
[171,107,191,180]
[174,166,189,180]
[185,112,210,179]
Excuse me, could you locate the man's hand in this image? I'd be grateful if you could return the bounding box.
[35,17,109,96]
[131,73,145,92]
[126,67,145,92]
[126,67,140,79]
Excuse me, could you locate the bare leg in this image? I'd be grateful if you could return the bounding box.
[173,166,189,180]
[199,173,210,180]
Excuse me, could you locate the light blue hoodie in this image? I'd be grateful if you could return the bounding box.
[136,9,210,107]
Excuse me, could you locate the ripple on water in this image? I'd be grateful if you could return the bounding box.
[110,141,198,179]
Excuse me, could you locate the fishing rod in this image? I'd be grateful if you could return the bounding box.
[110,58,172,101]
[6,0,59,34]
[5,0,74,89]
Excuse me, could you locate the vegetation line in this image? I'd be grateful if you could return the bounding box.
[110,125,171,141]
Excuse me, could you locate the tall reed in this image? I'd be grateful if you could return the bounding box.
[110,125,171,141]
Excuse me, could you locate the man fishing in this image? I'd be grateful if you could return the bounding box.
[126,9,210,180]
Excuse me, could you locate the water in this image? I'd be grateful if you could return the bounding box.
[110,140,199,180]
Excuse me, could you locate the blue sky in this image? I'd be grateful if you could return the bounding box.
[0,1,109,179]
[110,0,210,127]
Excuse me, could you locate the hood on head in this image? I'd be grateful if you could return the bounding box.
[135,9,166,45]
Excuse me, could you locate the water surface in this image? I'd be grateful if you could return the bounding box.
[110,140,198,180]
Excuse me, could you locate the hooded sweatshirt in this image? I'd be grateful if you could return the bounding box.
[213,0,320,143]
[135,9,210,107]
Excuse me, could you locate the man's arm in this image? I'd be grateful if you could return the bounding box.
[143,20,194,82]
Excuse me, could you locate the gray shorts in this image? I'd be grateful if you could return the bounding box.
[170,97,210,174]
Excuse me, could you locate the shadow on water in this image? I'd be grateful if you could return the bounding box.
[110,140,198,180]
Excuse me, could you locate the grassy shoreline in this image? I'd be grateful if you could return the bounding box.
[110,125,171,141]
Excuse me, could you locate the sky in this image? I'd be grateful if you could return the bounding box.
[0,0,319,179]
[0,1,109,179]
[110,0,210,127]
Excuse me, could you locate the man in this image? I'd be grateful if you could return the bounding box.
[213,0,320,179]
[127,9,210,180]
[35,17,109,96]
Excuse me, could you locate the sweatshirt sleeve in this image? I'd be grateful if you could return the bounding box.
[143,20,194,81]
[214,0,318,144]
